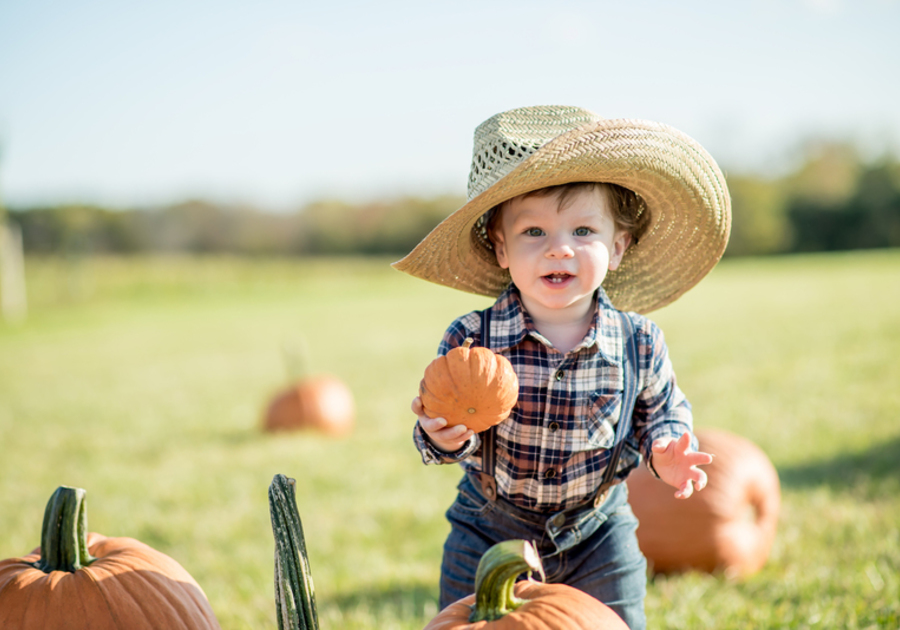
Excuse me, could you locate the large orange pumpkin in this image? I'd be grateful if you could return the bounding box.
[263,375,355,436]
[419,338,519,433]
[424,540,628,630]
[0,486,221,629]
[627,428,781,578]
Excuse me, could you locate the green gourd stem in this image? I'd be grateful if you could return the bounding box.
[469,539,546,623]
[269,474,319,630]
[33,486,95,573]
[462,337,474,349]
[282,339,310,383]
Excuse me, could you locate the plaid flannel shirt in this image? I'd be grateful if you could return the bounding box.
[413,284,695,512]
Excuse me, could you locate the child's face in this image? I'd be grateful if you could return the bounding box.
[491,188,631,318]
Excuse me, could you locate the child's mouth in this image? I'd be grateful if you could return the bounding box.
[543,273,573,285]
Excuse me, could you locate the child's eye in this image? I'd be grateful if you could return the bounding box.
[525,227,544,237]
[574,227,593,236]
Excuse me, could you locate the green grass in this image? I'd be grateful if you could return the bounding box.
[1,251,899,629]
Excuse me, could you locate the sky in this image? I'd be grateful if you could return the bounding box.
[1,0,898,211]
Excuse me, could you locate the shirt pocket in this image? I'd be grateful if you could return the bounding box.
[578,388,624,451]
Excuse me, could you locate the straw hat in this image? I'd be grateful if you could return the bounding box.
[392,105,731,313]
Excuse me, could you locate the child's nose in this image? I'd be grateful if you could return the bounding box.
[545,234,575,258]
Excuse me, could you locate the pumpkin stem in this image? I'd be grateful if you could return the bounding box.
[469,539,546,623]
[269,474,320,630]
[33,486,95,573]
[282,338,310,383]
[462,337,474,349]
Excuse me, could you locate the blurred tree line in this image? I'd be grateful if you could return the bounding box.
[7,142,900,258]
[8,196,463,258]
[725,142,900,255]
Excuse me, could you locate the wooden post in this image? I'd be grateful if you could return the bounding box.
[0,220,28,322]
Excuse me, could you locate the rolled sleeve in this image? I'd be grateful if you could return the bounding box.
[413,421,480,464]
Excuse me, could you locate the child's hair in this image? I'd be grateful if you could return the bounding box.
[481,182,650,249]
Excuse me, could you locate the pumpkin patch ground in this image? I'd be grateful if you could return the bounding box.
[1,254,898,628]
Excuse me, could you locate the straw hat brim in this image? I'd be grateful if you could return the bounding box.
[392,118,731,314]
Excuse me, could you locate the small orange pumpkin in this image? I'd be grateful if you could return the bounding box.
[419,338,519,433]
[0,486,221,629]
[424,540,628,630]
[263,375,355,436]
[627,428,781,578]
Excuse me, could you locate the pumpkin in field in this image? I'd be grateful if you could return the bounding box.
[267,475,625,630]
[263,375,355,436]
[627,428,781,578]
[0,486,221,629]
[262,339,355,436]
[425,539,628,630]
[419,337,519,433]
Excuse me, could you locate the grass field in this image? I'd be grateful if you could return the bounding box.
[1,250,899,629]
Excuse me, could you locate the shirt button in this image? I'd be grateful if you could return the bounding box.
[548,421,560,432]
[544,468,556,479]
[555,370,564,381]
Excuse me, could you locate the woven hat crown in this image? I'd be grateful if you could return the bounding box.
[467,106,604,200]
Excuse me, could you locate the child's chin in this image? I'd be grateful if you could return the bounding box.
[534,292,592,311]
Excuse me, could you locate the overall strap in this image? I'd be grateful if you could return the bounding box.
[596,311,641,495]
[479,307,499,500]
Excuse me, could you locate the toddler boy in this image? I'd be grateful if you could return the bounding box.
[394,105,731,629]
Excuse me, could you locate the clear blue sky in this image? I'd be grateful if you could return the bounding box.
[1,0,898,210]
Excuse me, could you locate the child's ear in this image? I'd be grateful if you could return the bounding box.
[608,231,632,271]
[492,230,510,269]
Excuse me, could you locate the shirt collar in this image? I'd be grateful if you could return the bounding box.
[487,284,621,363]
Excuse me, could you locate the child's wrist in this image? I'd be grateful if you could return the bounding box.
[428,434,465,453]
[646,454,661,478]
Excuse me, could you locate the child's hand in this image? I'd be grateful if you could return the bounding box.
[650,432,713,499]
[412,396,475,453]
